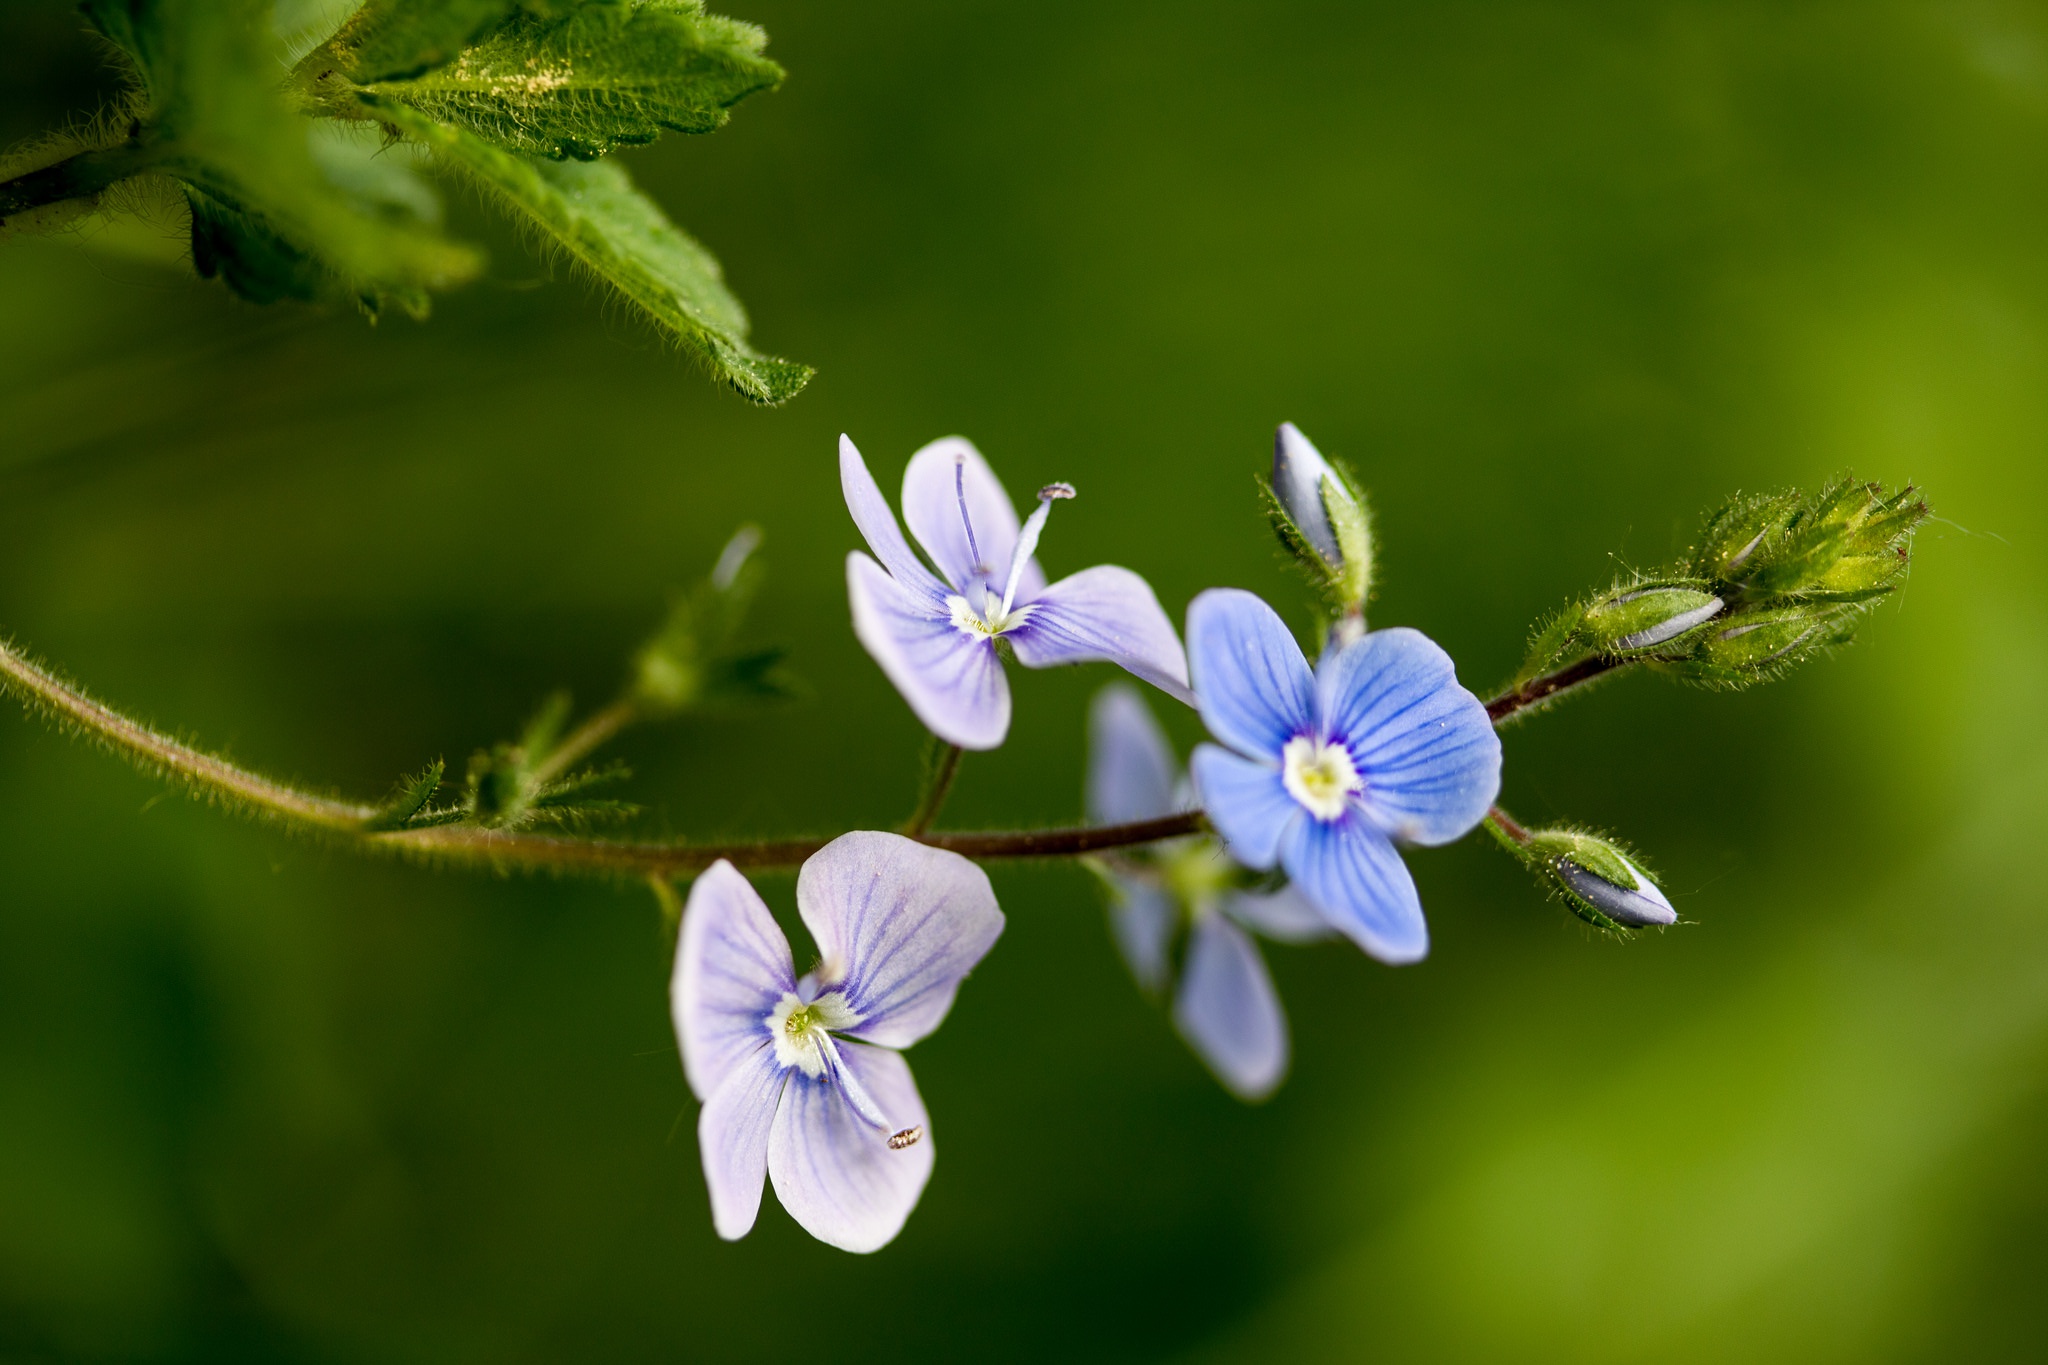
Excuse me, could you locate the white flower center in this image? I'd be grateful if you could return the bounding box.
[948,592,1029,638]
[1281,734,1362,821]
[767,989,862,1078]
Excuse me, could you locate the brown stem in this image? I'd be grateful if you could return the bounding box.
[1484,654,1629,723]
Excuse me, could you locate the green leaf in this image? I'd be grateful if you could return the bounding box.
[314,0,531,84]
[352,0,783,160]
[362,759,449,831]
[72,0,481,311]
[369,97,809,402]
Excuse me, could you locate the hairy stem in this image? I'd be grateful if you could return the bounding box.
[0,636,1204,880]
[0,143,156,222]
[902,743,963,837]
[1483,805,1532,849]
[1484,654,1630,723]
[530,697,640,788]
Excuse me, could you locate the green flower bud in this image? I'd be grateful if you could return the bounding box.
[1692,490,1801,582]
[1713,479,1928,603]
[1524,829,1676,930]
[1580,582,1724,654]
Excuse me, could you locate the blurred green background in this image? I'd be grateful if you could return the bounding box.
[3,1,2046,1360]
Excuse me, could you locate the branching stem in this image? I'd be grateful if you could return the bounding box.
[0,636,1204,880]
[531,697,641,788]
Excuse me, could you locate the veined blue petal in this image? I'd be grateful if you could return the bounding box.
[1108,880,1176,994]
[901,436,1044,601]
[768,1041,934,1253]
[1224,883,1334,944]
[697,1043,786,1241]
[1174,911,1289,1101]
[1186,588,1316,759]
[1087,683,1180,825]
[840,435,947,601]
[1316,627,1501,846]
[1279,814,1428,964]
[848,552,1012,750]
[1006,565,1193,704]
[796,832,1004,1049]
[672,860,796,1102]
[1189,744,1298,870]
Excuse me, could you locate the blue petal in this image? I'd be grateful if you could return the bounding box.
[768,1042,934,1253]
[848,552,1012,750]
[1278,814,1429,964]
[900,436,1043,601]
[1189,744,1298,871]
[1223,883,1335,944]
[1316,627,1502,846]
[1087,683,1181,825]
[1186,588,1316,759]
[671,860,795,1101]
[796,832,1005,1049]
[1107,880,1176,994]
[1174,911,1289,1101]
[1006,565,1193,704]
[840,435,947,601]
[697,1042,786,1241]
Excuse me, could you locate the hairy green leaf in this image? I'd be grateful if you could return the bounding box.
[315,0,528,84]
[369,97,809,402]
[71,0,479,310]
[353,0,783,160]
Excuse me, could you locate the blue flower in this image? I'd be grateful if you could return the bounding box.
[1087,684,1331,1101]
[1186,589,1501,963]
[671,831,1004,1253]
[842,434,1193,749]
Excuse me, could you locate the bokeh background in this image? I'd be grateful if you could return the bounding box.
[3,1,2046,1360]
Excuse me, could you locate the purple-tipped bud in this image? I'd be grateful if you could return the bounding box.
[1555,855,1676,927]
[1524,829,1678,930]
[1272,422,1343,568]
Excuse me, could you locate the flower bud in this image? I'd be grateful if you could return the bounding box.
[1692,490,1801,582]
[1689,605,1850,674]
[1705,479,1928,603]
[1267,422,1372,611]
[1580,582,1723,654]
[1526,830,1675,929]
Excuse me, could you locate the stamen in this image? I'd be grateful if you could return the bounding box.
[999,482,1075,620]
[888,1126,924,1150]
[955,456,987,577]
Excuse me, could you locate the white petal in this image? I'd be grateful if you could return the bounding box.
[796,831,1005,1048]
[900,435,1043,600]
[1006,565,1193,704]
[768,1043,934,1253]
[1087,683,1181,825]
[840,434,948,599]
[1174,912,1289,1101]
[1108,881,1176,994]
[848,552,1012,750]
[672,860,795,1101]
[698,1044,786,1240]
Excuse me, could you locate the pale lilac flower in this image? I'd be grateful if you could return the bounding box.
[842,434,1193,750]
[1187,589,1500,964]
[1088,684,1330,1101]
[671,831,1003,1253]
